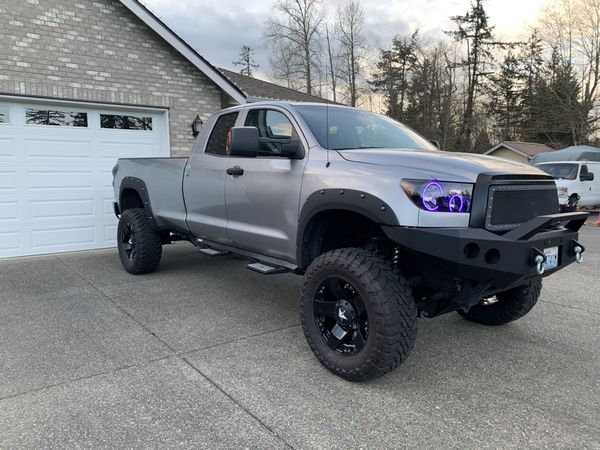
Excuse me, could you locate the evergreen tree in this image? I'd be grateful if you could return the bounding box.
[445,0,497,152]
[370,31,419,121]
[485,52,524,141]
[233,45,259,77]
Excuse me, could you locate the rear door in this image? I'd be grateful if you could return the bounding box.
[183,111,240,244]
[224,107,307,262]
[578,164,595,206]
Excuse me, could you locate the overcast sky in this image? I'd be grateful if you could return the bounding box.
[140,0,548,80]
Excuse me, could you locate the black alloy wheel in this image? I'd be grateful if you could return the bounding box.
[117,208,162,274]
[121,223,137,262]
[313,277,369,355]
[300,248,417,381]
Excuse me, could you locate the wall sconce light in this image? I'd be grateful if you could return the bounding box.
[191,114,203,137]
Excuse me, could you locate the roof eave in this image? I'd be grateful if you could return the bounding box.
[485,142,531,158]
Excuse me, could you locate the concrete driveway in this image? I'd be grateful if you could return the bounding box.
[1,227,599,449]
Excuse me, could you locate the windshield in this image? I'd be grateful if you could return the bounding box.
[537,163,578,180]
[294,105,437,151]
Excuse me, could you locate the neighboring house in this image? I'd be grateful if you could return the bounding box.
[219,68,332,104]
[0,0,324,258]
[484,141,555,164]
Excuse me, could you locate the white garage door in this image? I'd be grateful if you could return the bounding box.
[0,99,169,258]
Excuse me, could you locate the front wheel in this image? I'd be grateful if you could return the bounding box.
[458,278,542,326]
[117,208,162,274]
[300,248,417,381]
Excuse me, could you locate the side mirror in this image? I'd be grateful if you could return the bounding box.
[580,172,594,181]
[228,127,259,157]
[280,139,303,159]
[429,139,441,150]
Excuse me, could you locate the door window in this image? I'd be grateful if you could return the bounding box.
[245,109,295,156]
[206,112,239,155]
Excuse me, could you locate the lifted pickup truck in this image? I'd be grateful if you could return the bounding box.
[113,102,588,381]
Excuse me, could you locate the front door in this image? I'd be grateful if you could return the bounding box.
[225,108,307,263]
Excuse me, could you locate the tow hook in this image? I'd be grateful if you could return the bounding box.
[532,248,546,275]
[573,239,584,264]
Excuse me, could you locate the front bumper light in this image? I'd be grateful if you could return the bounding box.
[401,179,474,213]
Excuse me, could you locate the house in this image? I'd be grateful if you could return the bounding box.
[0,0,326,259]
[484,141,555,164]
[219,68,332,104]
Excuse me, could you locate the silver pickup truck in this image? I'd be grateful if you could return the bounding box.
[113,101,588,381]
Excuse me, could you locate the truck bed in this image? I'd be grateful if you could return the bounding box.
[113,157,189,232]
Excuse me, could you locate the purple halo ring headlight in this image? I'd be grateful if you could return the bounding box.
[401,179,474,213]
[448,194,464,212]
[422,182,444,211]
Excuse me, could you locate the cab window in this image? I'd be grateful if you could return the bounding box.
[244,109,296,156]
[206,112,238,155]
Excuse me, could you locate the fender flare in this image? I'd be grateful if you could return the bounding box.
[118,177,158,229]
[296,189,399,267]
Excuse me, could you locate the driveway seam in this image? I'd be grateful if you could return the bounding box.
[180,355,296,450]
[180,323,301,355]
[0,355,173,403]
[55,255,179,354]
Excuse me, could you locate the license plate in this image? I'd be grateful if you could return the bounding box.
[544,246,559,270]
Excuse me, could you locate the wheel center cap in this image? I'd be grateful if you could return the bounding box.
[335,299,356,328]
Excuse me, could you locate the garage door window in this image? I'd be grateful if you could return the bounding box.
[100,114,153,131]
[26,109,88,127]
[0,106,9,123]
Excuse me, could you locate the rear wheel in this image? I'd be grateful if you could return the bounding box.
[117,208,162,274]
[459,278,542,325]
[300,248,417,381]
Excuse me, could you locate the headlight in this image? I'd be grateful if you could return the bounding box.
[401,179,473,213]
[557,187,568,196]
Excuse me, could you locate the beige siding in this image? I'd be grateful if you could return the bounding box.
[488,148,529,164]
[0,0,224,156]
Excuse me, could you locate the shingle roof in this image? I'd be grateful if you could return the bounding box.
[485,141,556,158]
[219,68,333,104]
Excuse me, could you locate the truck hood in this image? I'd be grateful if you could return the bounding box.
[337,148,547,182]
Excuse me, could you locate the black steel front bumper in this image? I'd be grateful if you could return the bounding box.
[383,212,588,291]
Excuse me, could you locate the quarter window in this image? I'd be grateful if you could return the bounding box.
[26,109,88,127]
[206,112,238,155]
[0,106,9,123]
[100,114,152,131]
[245,109,295,156]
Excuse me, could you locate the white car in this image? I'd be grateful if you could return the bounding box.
[536,161,600,208]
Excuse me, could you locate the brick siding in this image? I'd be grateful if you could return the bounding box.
[0,0,226,156]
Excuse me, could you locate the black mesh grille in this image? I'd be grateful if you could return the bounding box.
[486,185,559,230]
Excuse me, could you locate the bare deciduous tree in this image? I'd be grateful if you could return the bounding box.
[265,0,326,95]
[539,0,600,142]
[335,1,367,106]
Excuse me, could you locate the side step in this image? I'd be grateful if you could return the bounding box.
[198,247,230,257]
[246,260,287,275]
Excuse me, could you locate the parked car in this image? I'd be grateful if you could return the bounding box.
[112,102,588,381]
[535,161,600,209]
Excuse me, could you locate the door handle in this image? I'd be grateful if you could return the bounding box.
[226,166,244,176]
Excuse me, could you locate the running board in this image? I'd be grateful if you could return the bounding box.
[198,247,230,257]
[246,260,287,275]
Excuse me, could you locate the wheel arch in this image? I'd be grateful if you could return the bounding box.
[297,189,399,270]
[118,177,157,229]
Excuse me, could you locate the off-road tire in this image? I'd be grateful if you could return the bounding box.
[458,278,542,326]
[300,248,417,381]
[117,208,162,274]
